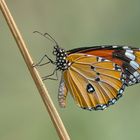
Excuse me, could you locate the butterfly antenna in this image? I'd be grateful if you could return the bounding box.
[33,31,59,47]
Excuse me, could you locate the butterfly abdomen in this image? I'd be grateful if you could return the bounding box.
[58,76,68,108]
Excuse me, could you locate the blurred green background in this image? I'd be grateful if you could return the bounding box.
[0,0,140,140]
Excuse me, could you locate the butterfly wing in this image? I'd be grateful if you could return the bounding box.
[61,53,126,110]
[68,45,140,86]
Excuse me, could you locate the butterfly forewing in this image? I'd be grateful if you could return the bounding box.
[68,46,140,86]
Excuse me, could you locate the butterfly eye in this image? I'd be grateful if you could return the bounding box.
[86,84,95,93]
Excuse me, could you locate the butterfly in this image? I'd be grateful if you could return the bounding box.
[34,31,140,111]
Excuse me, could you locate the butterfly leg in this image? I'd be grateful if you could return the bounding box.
[33,54,55,67]
[42,69,58,80]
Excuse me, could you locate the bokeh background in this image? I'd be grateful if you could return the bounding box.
[0,0,140,140]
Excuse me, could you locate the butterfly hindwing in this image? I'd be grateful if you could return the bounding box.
[61,53,126,110]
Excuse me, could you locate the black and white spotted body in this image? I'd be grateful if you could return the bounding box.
[53,46,70,71]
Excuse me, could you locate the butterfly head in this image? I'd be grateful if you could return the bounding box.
[33,31,71,71]
[53,46,70,70]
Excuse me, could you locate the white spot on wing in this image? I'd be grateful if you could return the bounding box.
[86,54,92,57]
[125,52,135,60]
[119,89,123,94]
[130,75,134,79]
[126,49,133,53]
[112,45,118,48]
[97,57,102,62]
[123,46,130,49]
[130,61,139,69]
[133,71,140,77]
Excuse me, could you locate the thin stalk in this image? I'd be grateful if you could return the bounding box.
[0,0,70,140]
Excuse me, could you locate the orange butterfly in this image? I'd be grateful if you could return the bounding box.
[34,31,140,111]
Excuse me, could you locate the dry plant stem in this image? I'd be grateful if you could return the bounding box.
[0,0,70,140]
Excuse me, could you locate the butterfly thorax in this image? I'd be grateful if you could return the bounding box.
[53,46,70,71]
